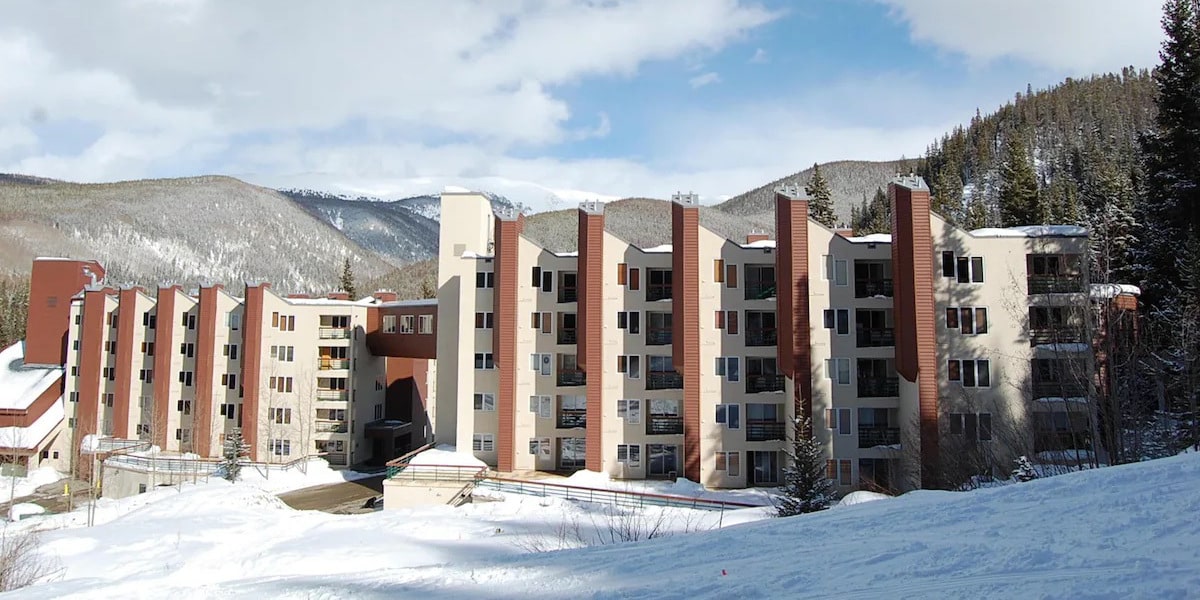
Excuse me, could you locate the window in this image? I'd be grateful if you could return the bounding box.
[474,393,496,411]
[716,452,740,477]
[616,311,640,334]
[946,307,988,335]
[629,267,641,291]
[948,413,993,442]
[223,344,239,360]
[270,439,292,456]
[941,251,956,277]
[178,371,194,386]
[617,355,641,379]
[475,352,495,370]
[617,263,627,286]
[645,268,672,301]
[142,341,155,356]
[475,312,495,329]
[270,345,295,362]
[530,353,553,375]
[472,433,495,452]
[418,315,434,334]
[399,315,415,334]
[715,357,740,382]
[716,404,741,429]
[228,313,241,331]
[269,407,293,424]
[104,393,114,407]
[222,373,238,390]
[714,259,725,282]
[825,358,851,385]
[827,408,852,435]
[476,271,495,288]
[139,369,153,383]
[541,269,554,293]
[382,315,397,333]
[827,459,853,485]
[956,256,985,283]
[143,311,157,329]
[823,309,850,335]
[102,367,115,381]
[71,365,78,376]
[726,310,739,335]
[269,376,294,393]
[69,391,79,403]
[177,428,192,443]
[180,342,195,358]
[182,313,196,330]
[532,311,553,334]
[726,263,739,288]
[529,395,553,418]
[219,403,237,419]
[617,444,641,467]
[530,438,552,458]
[618,399,641,424]
[177,400,192,415]
[824,255,848,286]
[948,359,991,387]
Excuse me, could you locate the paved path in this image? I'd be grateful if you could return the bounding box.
[0,478,93,517]
[277,475,385,513]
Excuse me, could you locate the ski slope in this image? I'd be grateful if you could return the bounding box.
[12,453,1200,599]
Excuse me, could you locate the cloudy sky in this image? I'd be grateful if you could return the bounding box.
[0,0,1166,209]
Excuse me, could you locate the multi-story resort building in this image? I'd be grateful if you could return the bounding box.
[0,175,1137,494]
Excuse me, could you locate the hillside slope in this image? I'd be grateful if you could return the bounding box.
[280,189,441,266]
[715,159,916,225]
[0,176,393,293]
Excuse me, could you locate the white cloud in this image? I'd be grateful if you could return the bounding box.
[749,47,768,63]
[877,0,1163,73]
[689,72,722,89]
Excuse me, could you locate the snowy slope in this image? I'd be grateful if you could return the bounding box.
[13,454,1200,598]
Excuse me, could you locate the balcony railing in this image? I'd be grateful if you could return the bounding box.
[1032,381,1087,398]
[858,426,901,448]
[856,328,895,348]
[745,374,785,394]
[745,328,778,347]
[646,415,684,435]
[646,329,673,346]
[1028,275,1084,295]
[857,377,900,398]
[316,390,349,401]
[558,287,578,303]
[316,420,349,434]
[854,279,894,298]
[323,452,348,465]
[319,358,350,370]
[646,371,683,390]
[557,370,586,387]
[746,421,785,442]
[557,411,586,429]
[744,282,777,301]
[318,327,351,339]
[647,284,673,302]
[1029,327,1086,346]
[557,329,577,345]
[1034,430,1094,453]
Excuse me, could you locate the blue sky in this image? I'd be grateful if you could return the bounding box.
[0,0,1166,209]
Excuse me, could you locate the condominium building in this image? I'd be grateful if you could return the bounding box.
[435,176,1130,491]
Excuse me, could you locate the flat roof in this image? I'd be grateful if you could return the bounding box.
[0,342,63,411]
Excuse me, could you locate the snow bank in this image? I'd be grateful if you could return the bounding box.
[554,469,775,506]
[9,502,45,521]
[836,490,891,507]
[970,225,1087,238]
[0,466,64,503]
[1090,283,1142,299]
[406,445,487,469]
[0,341,63,411]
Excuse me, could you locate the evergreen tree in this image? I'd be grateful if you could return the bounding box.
[220,429,249,482]
[339,257,357,299]
[999,135,1042,226]
[850,187,891,234]
[962,194,992,230]
[1013,456,1039,482]
[931,165,964,222]
[776,418,836,516]
[805,163,837,229]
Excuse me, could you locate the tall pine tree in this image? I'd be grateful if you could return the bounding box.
[805,163,837,229]
[999,134,1042,226]
[340,257,357,299]
[776,418,836,516]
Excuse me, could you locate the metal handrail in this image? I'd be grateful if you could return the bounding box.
[476,476,760,511]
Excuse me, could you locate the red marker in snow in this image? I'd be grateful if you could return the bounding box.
[721,570,727,576]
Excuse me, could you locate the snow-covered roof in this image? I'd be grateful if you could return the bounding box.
[843,233,892,244]
[406,444,488,469]
[33,256,79,262]
[551,250,579,258]
[0,397,63,450]
[0,342,63,410]
[443,185,472,194]
[285,297,375,307]
[739,239,777,249]
[1090,283,1141,299]
[969,225,1088,238]
[641,244,673,254]
[461,251,494,260]
[377,298,438,308]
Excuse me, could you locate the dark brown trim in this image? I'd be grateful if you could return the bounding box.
[192,285,221,457]
[672,199,701,482]
[0,377,62,428]
[152,286,180,449]
[76,288,111,442]
[242,284,269,459]
[775,192,813,427]
[890,181,939,488]
[493,213,524,472]
[578,205,604,471]
[111,288,140,438]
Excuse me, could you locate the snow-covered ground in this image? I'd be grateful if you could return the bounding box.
[10,453,1200,598]
[0,467,63,504]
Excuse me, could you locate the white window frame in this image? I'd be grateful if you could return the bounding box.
[825,358,851,385]
[826,407,852,436]
[418,315,434,334]
[529,437,552,457]
[475,352,495,370]
[823,309,850,335]
[382,315,397,334]
[473,393,496,411]
[716,451,740,477]
[617,444,641,467]
[948,359,992,388]
[530,353,552,376]
[715,356,740,382]
[529,395,553,418]
[715,404,741,429]
[617,398,641,424]
[399,315,415,334]
[472,433,495,452]
[475,311,495,329]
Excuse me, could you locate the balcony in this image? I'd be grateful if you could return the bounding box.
[744,282,777,301]
[1028,275,1084,295]
[857,377,900,398]
[1030,328,1086,346]
[1033,381,1087,398]
[647,284,672,302]
[319,358,350,370]
[856,328,895,348]
[557,370,586,387]
[557,411,586,429]
[745,328,778,347]
[316,420,348,434]
[558,287,578,304]
[858,426,901,448]
[557,328,577,345]
[855,279,894,298]
[646,371,683,390]
[646,329,673,346]
[646,415,683,435]
[316,389,349,401]
[318,327,351,339]
[745,374,785,394]
[746,421,785,442]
